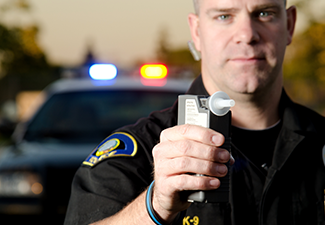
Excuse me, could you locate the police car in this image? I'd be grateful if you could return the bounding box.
[0,64,193,224]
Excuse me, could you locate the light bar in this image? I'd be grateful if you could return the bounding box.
[89,64,118,80]
[140,64,168,79]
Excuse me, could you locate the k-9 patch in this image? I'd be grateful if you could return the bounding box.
[83,132,138,167]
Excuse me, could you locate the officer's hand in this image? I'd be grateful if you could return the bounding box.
[151,124,234,223]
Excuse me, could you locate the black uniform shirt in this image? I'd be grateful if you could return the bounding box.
[65,76,325,225]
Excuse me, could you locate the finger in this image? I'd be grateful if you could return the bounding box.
[153,139,231,164]
[157,174,221,194]
[160,124,225,147]
[157,156,228,178]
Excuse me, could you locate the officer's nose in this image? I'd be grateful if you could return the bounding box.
[233,15,260,45]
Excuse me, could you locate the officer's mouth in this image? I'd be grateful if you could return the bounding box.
[229,56,266,64]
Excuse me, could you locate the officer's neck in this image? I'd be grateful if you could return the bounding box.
[230,88,282,130]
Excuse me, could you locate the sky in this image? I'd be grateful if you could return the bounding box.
[2,0,325,68]
[26,0,195,67]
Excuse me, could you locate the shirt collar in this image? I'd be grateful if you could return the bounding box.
[186,75,209,96]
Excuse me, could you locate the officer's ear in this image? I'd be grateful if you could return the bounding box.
[188,13,201,52]
[286,5,297,45]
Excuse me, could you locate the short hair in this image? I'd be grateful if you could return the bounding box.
[192,0,287,15]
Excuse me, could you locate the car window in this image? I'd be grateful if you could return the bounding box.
[24,90,180,144]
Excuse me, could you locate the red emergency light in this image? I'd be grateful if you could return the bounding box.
[140,64,168,80]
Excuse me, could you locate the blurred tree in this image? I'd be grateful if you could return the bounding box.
[0,0,60,106]
[155,28,200,79]
[283,21,325,115]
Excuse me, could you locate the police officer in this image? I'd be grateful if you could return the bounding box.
[64,0,325,224]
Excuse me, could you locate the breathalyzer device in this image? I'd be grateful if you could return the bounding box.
[177,91,235,203]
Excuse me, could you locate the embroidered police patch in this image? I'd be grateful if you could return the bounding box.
[83,132,138,167]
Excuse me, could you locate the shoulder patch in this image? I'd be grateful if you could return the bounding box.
[83,132,138,167]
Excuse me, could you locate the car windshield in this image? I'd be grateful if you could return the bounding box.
[24,90,180,144]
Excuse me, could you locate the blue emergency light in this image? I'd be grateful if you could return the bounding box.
[89,64,118,80]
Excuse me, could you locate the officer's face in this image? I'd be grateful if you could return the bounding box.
[188,0,296,97]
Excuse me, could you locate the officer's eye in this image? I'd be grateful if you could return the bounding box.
[218,14,231,21]
[258,11,275,21]
[260,11,270,17]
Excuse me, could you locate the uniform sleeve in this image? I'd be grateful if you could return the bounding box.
[64,132,153,225]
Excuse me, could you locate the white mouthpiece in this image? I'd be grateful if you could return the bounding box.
[215,99,235,109]
[208,91,235,116]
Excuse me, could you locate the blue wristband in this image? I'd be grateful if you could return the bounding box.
[145,180,186,225]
